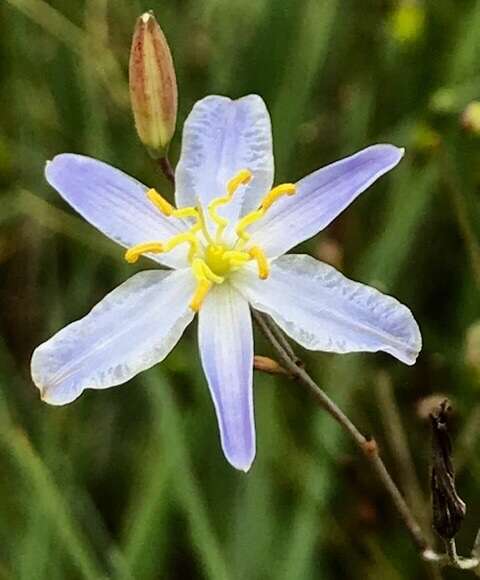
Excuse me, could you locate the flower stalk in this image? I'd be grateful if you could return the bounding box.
[252,311,479,573]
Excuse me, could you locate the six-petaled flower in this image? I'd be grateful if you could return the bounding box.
[31,95,422,471]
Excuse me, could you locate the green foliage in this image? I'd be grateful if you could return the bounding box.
[0,0,479,578]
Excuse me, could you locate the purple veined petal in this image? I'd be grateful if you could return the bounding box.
[45,154,189,269]
[248,145,404,258]
[233,254,422,365]
[31,269,196,405]
[175,95,274,225]
[198,283,255,471]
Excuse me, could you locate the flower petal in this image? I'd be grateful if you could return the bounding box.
[198,283,255,471]
[249,145,404,257]
[31,269,196,405]
[233,255,421,365]
[175,95,274,222]
[45,154,189,268]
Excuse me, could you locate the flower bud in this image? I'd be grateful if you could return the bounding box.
[129,11,177,158]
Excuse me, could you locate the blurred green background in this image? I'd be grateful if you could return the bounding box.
[1,0,480,578]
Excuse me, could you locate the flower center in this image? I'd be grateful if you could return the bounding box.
[204,244,237,276]
[124,169,296,311]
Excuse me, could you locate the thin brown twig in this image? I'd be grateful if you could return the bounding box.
[259,312,299,363]
[252,310,428,553]
[158,155,176,186]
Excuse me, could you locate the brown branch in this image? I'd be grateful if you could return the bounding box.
[252,310,428,553]
[157,155,176,186]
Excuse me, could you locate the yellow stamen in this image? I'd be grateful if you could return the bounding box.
[235,209,263,242]
[163,232,200,262]
[249,246,269,279]
[227,169,252,195]
[190,279,212,312]
[124,242,164,263]
[208,169,252,241]
[147,188,200,221]
[260,183,296,210]
[146,188,174,216]
[128,171,288,312]
[192,204,214,244]
[124,232,200,265]
[172,207,200,219]
[235,183,297,243]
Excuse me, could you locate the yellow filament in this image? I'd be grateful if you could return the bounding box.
[249,246,269,279]
[190,280,212,312]
[172,207,200,219]
[124,242,164,263]
[192,204,214,244]
[124,232,200,264]
[208,169,252,241]
[235,183,297,242]
[222,249,251,262]
[235,210,263,242]
[163,232,200,262]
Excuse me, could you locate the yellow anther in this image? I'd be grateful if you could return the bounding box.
[260,183,296,211]
[249,246,269,279]
[190,279,212,312]
[147,188,200,222]
[227,168,252,195]
[146,188,174,216]
[124,242,164,263]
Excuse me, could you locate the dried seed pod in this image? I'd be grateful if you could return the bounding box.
[430,400,466,540]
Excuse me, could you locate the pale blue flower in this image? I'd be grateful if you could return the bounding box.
[31,95,421,471]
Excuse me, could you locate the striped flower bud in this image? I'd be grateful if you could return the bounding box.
[129,11,177,158]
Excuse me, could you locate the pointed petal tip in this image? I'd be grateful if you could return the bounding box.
[226,451,255,473]
[371,143,406,164]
